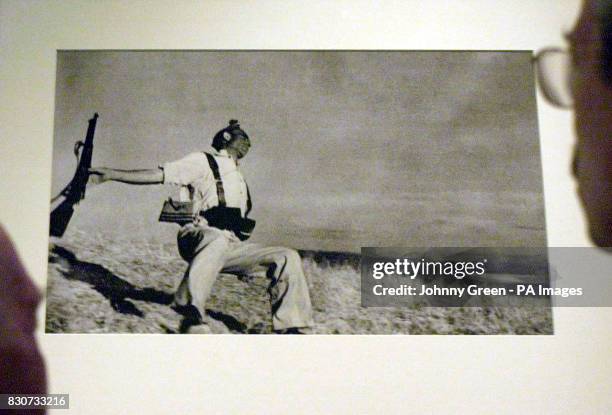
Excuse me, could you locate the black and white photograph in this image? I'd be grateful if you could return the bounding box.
[46,50,552,334]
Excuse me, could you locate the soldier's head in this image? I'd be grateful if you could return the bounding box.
[569,0,612,246]
[212,119,251,160]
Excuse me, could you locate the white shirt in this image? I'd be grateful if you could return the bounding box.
[162,149,249,216]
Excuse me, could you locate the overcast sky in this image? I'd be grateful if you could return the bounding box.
[51,51,546,252]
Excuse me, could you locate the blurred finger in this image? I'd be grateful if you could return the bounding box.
[88,174,104,186]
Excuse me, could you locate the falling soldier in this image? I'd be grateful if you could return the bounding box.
[89,120,314,333]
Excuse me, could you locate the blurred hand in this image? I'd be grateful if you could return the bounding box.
[88,167,113,185]
[0,225,47,400]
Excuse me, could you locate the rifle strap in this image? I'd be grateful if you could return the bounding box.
[50,141,85,203]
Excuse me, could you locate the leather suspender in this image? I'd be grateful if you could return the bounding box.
[246,185,253,217]
[204,152,251,216]
[205,153,226,207]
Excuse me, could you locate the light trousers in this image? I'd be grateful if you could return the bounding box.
[174,222,314,330]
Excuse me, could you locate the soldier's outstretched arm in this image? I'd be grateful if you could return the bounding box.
[88,167,163,185]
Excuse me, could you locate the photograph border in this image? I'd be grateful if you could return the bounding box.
[2,1,611,414]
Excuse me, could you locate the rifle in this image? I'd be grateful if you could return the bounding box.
[49,113,99,237]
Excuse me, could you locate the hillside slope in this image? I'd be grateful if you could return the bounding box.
[46,229,553,334]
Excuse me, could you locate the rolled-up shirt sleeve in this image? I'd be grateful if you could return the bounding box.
[161,153,209,185]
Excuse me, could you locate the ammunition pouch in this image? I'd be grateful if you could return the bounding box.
[200,206,256,241]
[158,198,195,225]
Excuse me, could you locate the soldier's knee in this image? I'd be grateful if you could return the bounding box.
[272,247,298,262]
[271,248,302,275]
[264,247,296,272]
[285,248,301,263]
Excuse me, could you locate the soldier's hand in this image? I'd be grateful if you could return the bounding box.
[88,167,113,185]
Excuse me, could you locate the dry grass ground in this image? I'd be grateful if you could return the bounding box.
[46,229,553,334]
